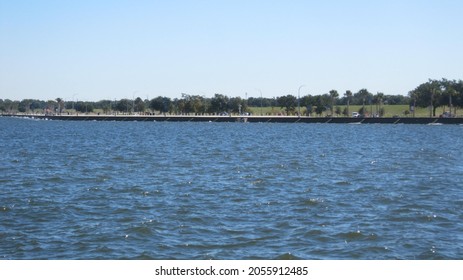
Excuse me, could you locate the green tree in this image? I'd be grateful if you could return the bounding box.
[116,99,132,114]
[18,99,32,113]
[409,79,443,117]
[247,97,273,107]
[150,96,171,114]
[95,100,112,114]
[209,94,229,114]
[300,94,318,116]
[452,79,463,115]
[312,94,330,116]
[344,90,352,116]
[46,100,57,114]
[383,95,410,105]
[178,93,193,114]
[353,89,372,115]
[329,90,339,116]
[56,98,64,114]
[277,95,297,115]
[358,106,367,116]
[1,99,18,113]
[162,97,173,114]
[438,78,462,116]
[188,95,206,115]
[229,97,247,114]
[342,107,349,116]
[134,97,145,113]
[374,92,384,117]
[74,101,93,113]
[314,104,325,116]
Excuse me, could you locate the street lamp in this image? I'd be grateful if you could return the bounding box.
[298,85,306,117]
[256,89,263,116]
[132,90,138,115]
[72,93,78,114]
[440,85,450,116]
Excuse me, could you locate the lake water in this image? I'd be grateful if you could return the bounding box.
[1,117,462,259]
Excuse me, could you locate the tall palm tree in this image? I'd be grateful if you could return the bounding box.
[344,90,352,117]
[55,98,64,115]
[375,92,384,117]
[329,90,339,116]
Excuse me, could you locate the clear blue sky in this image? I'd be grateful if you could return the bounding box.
[1,0,462,101]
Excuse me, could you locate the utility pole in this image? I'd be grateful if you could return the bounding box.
[256,89,263,116]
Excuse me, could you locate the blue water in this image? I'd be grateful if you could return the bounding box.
[1,117,462,259]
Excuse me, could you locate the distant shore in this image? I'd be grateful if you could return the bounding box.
[2,113,463,125]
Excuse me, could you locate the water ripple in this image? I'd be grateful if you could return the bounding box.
[1,119,462,259]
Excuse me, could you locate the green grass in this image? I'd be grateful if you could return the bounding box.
[63,105,457,117]
[248,105,438,117]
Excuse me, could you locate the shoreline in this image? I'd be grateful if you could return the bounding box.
[2,113,463,124]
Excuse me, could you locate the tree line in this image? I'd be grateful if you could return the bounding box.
[1,79,462,116]
[409,78,463,117]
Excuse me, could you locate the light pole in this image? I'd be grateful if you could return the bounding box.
[256,89,263,116]
[298,85,306,117]
[441,85,449,116]
[132,91,138,115]
[72,93,78,114]
[126,96,129,114]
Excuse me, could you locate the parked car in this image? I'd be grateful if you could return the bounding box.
[352,112,360,118]
[440,111,453,118]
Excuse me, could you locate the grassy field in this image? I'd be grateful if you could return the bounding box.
[64,104,458,117]
[247,105,453,117]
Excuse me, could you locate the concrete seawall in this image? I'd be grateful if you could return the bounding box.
[3,114,463,124]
